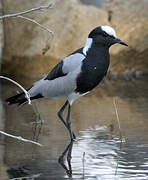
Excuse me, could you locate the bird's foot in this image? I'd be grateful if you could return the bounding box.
[70,133,77,142]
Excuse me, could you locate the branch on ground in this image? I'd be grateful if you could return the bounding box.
[0,130,42,146]
[10,173,41,180]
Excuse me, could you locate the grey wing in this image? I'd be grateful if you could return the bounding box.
[44,60,66,80]
[29,68,81,98]
[29,48,85,98]
[45,48,85,80]
[62,51,85,74]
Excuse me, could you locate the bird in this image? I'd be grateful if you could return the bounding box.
[6,25,128,141]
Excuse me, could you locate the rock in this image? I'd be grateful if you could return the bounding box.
[103,0,148,72]
[2,0,148,78]
[2,0,108,59]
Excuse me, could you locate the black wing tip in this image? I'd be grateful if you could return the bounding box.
[5,99,17,105]
[5,92,25,106]
[5,97,14,105]
[5,100,11,105]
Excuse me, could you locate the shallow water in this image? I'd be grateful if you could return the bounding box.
[0,77,148,180]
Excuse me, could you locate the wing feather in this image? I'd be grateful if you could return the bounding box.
[45,61,66,80]
[44,48,85,80]
[62,48,85,73]
[29,48,85,98]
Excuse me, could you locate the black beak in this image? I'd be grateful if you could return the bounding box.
[115,38,128,46]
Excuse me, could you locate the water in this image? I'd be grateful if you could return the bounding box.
[80,0,105,7]
[80,0,113,8]
[0,76,148,179]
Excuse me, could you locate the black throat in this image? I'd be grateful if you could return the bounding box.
[86,43,110,64]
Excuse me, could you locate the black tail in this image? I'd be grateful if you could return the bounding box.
[6,92,43,106]
[6,92,28,106]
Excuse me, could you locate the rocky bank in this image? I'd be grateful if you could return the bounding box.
[1,0,148,79]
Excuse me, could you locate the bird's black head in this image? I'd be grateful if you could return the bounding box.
[88,26,128,48]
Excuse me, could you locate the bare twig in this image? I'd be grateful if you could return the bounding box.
[0,3,53,19]
[113,98,123,176]
[17,15,54,39]
[0,3,54,55]
[16,15,54,55]
[113,98,122,140]
[0,130,42,146]
[0,76,31,104]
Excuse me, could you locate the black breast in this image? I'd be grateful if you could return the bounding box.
[75,50,110,94]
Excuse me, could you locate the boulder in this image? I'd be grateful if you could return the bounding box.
[2,0,148,77]
[103,0,148,72]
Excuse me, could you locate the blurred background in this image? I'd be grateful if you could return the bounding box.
[0,0,148,179]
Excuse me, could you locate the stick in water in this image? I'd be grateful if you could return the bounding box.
[0,130,42,146]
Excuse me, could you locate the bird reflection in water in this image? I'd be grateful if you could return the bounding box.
[32,121,43,143]
[31,110,74,178]
[58,141,74,177]
[32,102,44,143]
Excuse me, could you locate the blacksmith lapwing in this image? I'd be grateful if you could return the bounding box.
[6,26,128,141]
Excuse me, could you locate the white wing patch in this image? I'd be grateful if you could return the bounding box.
[83,38,93,55]
[101,26,117,38]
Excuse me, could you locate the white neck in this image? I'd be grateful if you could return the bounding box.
[83,38,93,55]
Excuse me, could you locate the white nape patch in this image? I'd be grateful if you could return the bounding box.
[101,26,117,38]
[83,38,93,55]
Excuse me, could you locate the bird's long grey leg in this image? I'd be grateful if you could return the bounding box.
[58,100,69,128]
[57,101,76,140]
[66,104,75,141]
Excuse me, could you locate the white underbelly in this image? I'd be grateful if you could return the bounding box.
[67,91,89,105]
